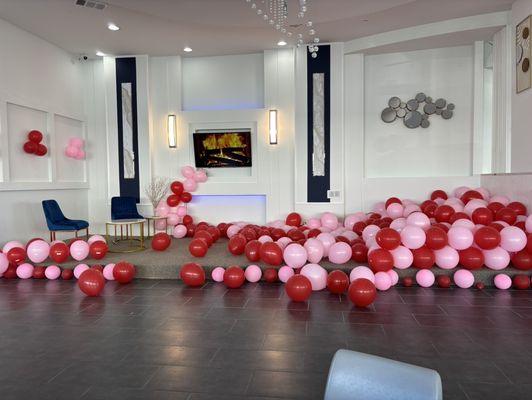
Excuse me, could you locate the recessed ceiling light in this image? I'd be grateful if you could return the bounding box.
[108,23,120,31]
[96,51,105,57]
[277,40,287,46]
[183,47,192,52]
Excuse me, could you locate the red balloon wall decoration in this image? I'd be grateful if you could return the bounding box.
[23,130,47,156]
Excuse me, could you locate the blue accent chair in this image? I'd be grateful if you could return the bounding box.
[42,200,89,241]
[111,196,143,220]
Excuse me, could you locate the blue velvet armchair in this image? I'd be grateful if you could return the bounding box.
[111,196,144,220]
[42,200,89,241]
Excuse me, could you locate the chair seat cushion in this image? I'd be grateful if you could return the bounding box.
[47,221,80,231]
[68,220,89,230]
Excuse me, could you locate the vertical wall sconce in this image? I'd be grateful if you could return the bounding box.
[269,109,278,145]
[167,114,177,148]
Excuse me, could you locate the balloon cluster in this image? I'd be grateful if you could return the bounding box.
[64,137,86,160]
[23,130,47,156]
[154,165,208,234]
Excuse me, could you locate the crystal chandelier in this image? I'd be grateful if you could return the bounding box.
[244,0,320,58]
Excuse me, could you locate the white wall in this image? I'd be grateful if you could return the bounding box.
[0,18,87,242]
[511,0,532,173]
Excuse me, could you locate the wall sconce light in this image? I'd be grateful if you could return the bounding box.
[167,114,177,148]
[269,109,278,145]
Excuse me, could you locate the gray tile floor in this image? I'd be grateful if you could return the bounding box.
[0,279,531,399]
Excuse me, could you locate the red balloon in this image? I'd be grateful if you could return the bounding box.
[228,234,247,256]
[264,268,278,283]
[189,238,208,257]
[508,201,527,216]
[425,227,448,250]
[375,228,401,250]
[270,228,285,241]
[412,246,435,269]
[421,200,437,212]
[113,261,136,283]
[152,232,171,251]
[368,248,394,272]
[194,230,213,247]
[495,207,517,225]
[385,197,402,208]
[61,268,73,280]
[402,276,414,287]
[514,221,526,231]
[28,130,43,143]
[459,247,484,270]
[487,202,504,215]
[244,240,261,262]
[224,266,245,289]
[285,212,302,227]
[348,278,377,307]
[241,228,257,242]
[206,226,221,242]
[474,226,500,250]
[183,215,193,226]
[180,262,205,287]
[472,207,493,225]
[436,275,452,288]
[217,223,228,237]
[489,222,504,232]
[526,233,532,254]
[50,242,69,263]
[449,212,470,224]
[423,203,438,218]
[327,270,349,294]
[351,243,368,263]
[78,269,105,297]
[89,241,108,259]
[7,247,26,265]
[430,190,448,201]
[23,141,37,154]
[259,242,283,266]
[432,222,449,233]
[460,190,483,204]
[285,274,312,301]
[32,266,46,279]
[353,221,367,236]
[306,228,320,239]
[35,144,47,156]
[170,181,184,195]
[512,250,532,270]
[513,274,531,289]
[287,229,304,242]
[92,265,104,272]
[475,282,485,290]
[166,194,180,207]
[181,192,192,203]
[434,205,455,223]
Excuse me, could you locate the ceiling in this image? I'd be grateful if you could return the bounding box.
[0,0,514,57]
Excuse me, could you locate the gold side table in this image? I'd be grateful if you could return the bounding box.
[145,216,169,237]
[105,218,146,253]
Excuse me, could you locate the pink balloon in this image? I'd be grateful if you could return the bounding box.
[177,206,187,217]
[453,269,474,288]
[526,215,532,233]
[400,225,426,249]
[489,195,510,206]
[374,271,392,291]
[300,263,328,291]
[362,224,380,242]
[26,239,50,263]
[155,219,167,231]
[434,198,445,206]
[386,203,404,220]
[183,178,197,192]
[283,243,308,269]
[494,273,511,289]
[316,233,335,257]
[211,267,225,282]
[474,187,490,200]
[0,253,8,274]
[483,247,510,270]
[321,212,339,230]
[447,227,473,250]
[44,265,61,280]
[403,204,421,217]
[406,212,430,230]
[328,242,352,264]
[88,235,106,245]
[453,186,470,199]
[181,166,195,178]
[349,266,375,283]
[463,199,487,216]
[2,241,24,254]
[226,225,241,238]
[70,240,89,261]
[173,224,187,238]
[278,266,294,283]
[452,219,475,230]
[307,218,321,229]
[167,213,179,226]
[245,265,262,283]
[155,201,170,217]
[65,146,78,158]
[68,137,84,148]
[389,218,407,232]
[103,263,115,280]
[16,263,34,279]
[434,246,459,269]
[416,269,435,288]
[74,149,85,160]
[73,263,89,279]
[194,170,208,183]
[390,245,413,269]
[387,269,399,286]
[276,237,293,250]
[500,226,527,252]
[258,235,273,244]
[373,202,386,214]
[344,213,365,230]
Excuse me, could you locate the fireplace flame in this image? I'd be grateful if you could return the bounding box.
[202,133,245,150]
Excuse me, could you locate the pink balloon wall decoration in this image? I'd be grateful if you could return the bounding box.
[65,137,86,160]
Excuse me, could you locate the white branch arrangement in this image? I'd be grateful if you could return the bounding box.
[144,176,170,214]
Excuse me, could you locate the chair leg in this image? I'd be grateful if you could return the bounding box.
[86,227,89,239]
[50,231,53,242]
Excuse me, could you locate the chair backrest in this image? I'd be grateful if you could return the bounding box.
[111,196,139,220]
[42,200,66,224]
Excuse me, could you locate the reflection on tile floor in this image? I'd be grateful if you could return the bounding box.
[0,279,531,399]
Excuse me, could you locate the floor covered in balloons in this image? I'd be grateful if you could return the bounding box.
[1,278,531,400]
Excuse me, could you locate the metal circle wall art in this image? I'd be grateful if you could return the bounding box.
[380,93,455,129]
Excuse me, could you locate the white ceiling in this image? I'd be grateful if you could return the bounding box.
[0,0,514,57]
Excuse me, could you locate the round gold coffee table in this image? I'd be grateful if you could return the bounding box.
[144,216,169,237]
[105,219,146,253]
